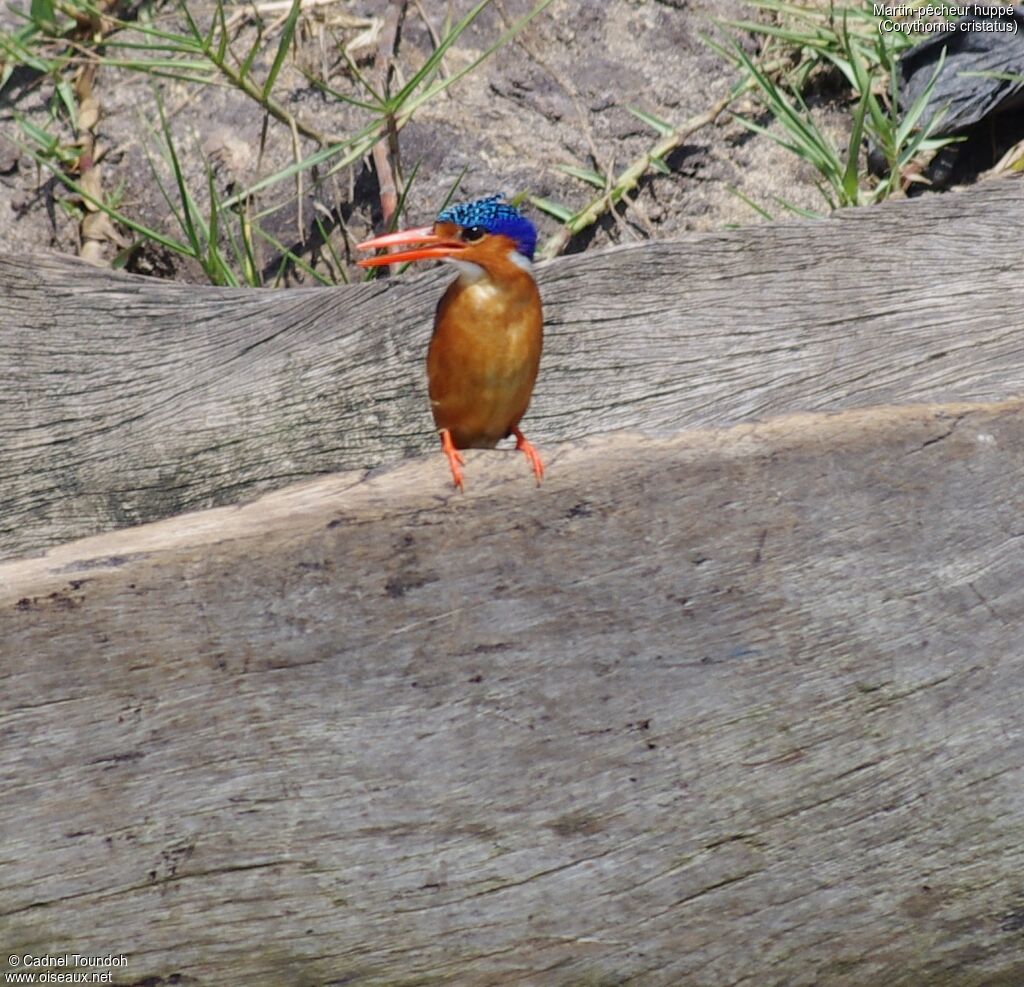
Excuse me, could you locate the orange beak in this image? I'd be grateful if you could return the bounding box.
[356,225,466,267]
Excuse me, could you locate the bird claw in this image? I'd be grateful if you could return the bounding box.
[513,428,544,486]
[439,429,466,491]
[438,428,543,490]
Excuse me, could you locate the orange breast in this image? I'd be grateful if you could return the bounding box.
[426,264,543,449]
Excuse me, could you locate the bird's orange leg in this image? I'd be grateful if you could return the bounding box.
[513,427,544,486]
[438,428,466,490]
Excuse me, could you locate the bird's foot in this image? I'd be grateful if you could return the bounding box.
[513,428,544,486]
[439,429,466,491]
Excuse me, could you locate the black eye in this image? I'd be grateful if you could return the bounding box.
[462,225,486,242]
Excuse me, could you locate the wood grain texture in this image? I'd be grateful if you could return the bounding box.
[2,177,1023,559]
[2,400,1024,986]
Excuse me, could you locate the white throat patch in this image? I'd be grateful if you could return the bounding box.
[443,251,532,283]
[444,257,486,282]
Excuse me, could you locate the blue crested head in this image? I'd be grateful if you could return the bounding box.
[436,194,537,261]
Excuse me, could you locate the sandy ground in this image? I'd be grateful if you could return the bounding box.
[0,0,848,283]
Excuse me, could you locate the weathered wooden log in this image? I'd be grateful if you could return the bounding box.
[2,400,1024,986]
[2,177,1023,559]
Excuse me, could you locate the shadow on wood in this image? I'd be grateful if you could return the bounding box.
[2,177,1023,559]
[2,401,1024,986]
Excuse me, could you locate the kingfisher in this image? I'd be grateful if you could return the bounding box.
[356,194,544,491]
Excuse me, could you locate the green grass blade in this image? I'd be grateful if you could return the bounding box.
[238,20,264,81]
[896,48,947,146]
[255,225,333,286]
[728,185,774,221]
[263,0,301,99]
[556,163,606,189]
[390,155,423,229]
[140,119,190,237]
[958,69,1024,83]
[393,0,555,117]
[155,91,203,258]
[338,46,384,105]
[0,28,53,77]
[301,71,382,113]
[214,1,229,63]
[204,166,237,285]
[313,209,346,284]
[16,135,195,256]
[386,0,492,110]
[201,0,218,53]
[626,105,675,138]
[179,2,206,51]
[15,114,77,162]
[29,0,56,32]
[771,195,825,220]
[530,195,573,223]
[842,87,870,204]
[238,203,260,286]
[437,162,470,214]
[53,76,77,127]
[221,114,384,210]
